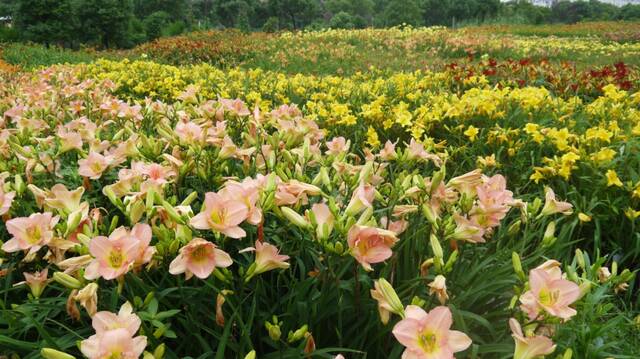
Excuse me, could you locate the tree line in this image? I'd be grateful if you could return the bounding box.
[1,0,639,48]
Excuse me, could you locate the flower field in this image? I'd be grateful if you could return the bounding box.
[0,24,639,359]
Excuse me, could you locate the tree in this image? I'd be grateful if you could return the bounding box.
[267,0,321,29]
[14,0,77,46]
[383,0,422,26]
[76,0,134,48]
[144,11,170,41]
[422,0,453,26]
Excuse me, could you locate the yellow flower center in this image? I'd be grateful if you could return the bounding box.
[91,161,104,173]
[538,287,560,306]
[210,208,226,225]
[418,331,438,353]
[108,250,124,269]
[26,225,42,244]
[190,245,209,263]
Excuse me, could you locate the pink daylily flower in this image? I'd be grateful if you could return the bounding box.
[520,261,580,321]
[2,212,59,254]
[379,140,398,161]
[190,192,249,238]
[275,180,322,206]
[311,202,335,239]
[220,179,262,225]
[78,151,113,179]
[242,241,290,278]
[326,137,349,156]
[80,328,147,359]
[84,224,154,280]
[344,183,375,216]
[175,121,204,144]
[92,302,140,335]
[540,187,573,216]
[406,139,442,166]
[393,305,472,359]
[132,161,176,185]
[15,268,49,298]
[347,225,398,271]
[509,318,556,359]
[44,184,85,214]
[451,214,485,243]
[169,238,233,279]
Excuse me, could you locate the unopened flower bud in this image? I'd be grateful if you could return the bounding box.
[41,348,75,359]
[265,322,282,341]
[281,207,310,229]
[153,344,165,359]
[512,252,525,281]
[288,324,309,343]
[53,272,82,289]
[429,233,443,260]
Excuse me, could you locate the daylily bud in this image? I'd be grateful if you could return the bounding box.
[334,241,344,254]
[430,166,446,195]
[102,185,122,208]
[578,213,591,223]
[422,203,438,224]
[410,296,426,307]
[244,351,256,359]
[154,344,166,359]
[146,188,156,213]
[181,191,199,206]
[358,162,374,184]
[41,348,75,359]
[575,248,586,270]
[53,272,82,289]
[562,348,573,359]
[541,221,556,247]
[265,322,282,341]
[507,220,521,237]
[14,174,25,195]
[288,324,309,343]
[356,206,373,225]
[443,250,458,272]
[512,252,525,281]
[129,200,145,224]
[529,197,542,216]
[162,201,186,225]
[65,209,84,236]
[429,233,443,260]
[281,207,311,229]
[375,278,405,317]
[109,216,119,234]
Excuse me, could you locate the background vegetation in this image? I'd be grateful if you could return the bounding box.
[1,0,640,48]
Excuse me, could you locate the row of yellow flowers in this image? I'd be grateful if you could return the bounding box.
[67,59,640,219]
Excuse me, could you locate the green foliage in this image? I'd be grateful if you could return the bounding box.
[383,0,422,26]
[262,16,280,33]
[14,0,77,46]
[76,0,135,48]
[6,0,640,48]
[1,42,95,68]
[144,11,170,41]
